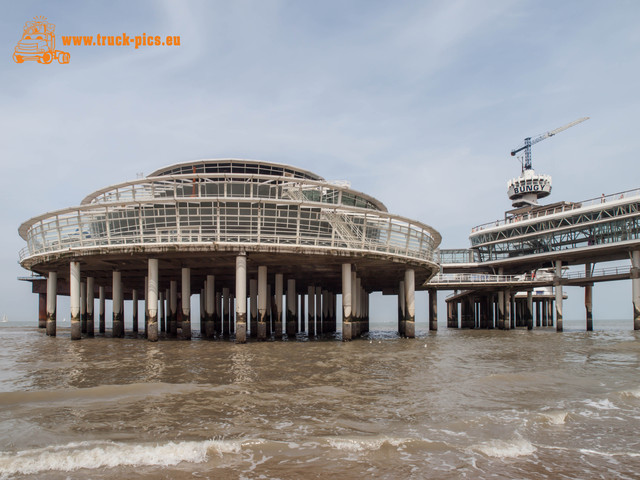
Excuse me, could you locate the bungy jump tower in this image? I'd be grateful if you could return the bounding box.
[19,159,441,342]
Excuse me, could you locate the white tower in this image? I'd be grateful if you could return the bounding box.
[507,169,552,207]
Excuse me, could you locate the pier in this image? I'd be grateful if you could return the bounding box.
[18,159,440,341]
[428,189,640,331]
[18,160,640,339]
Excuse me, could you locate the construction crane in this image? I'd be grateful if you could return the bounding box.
[511,117,589,171]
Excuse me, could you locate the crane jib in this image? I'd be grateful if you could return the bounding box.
[511,144,527,156]
[509,117,589,161]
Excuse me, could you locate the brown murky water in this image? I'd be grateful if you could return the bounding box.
[1,322,639,479]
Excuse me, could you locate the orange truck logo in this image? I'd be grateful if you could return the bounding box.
[13,16,70,64]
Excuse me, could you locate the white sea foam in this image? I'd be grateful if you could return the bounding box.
[539,411,568,425]
[578,448,640,458]
[326,436,407,453]
[474,438,536,458]
[583,399,619,410]
[619,388,640,399]
[0,437,252,476]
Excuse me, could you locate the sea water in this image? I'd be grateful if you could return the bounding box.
[0,320,639,479]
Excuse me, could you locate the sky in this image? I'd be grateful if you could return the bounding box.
[1,0,639,325]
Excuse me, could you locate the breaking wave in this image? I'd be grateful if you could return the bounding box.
[473,438,536,458]
[539,410,569,425]
[0,437,252,477]
[326,436,407,452]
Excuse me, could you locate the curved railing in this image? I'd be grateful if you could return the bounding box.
[148,158,324,181]
[79,173,387,213]
[19,197,441,265]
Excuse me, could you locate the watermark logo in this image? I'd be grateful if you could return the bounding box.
[13,16,70,64]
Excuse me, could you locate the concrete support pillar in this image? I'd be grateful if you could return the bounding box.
[181,267,191,340]
[164,288,169,330]
[356,279,363,337]
[84,277,94,337]
[205,275,215,338]
[222,287,230,337]
[229,294,235,334]
[270,289,277,336]
[323,290,330,334]
[214,291,221,335]
[328,292,336,333]
[267,284,273,336]
[358,279,364,336]
[131,288,138,334]
[307,285,315,337]
[461,296,472,328]
[236,253,247,343]
[535,300,541,327]
[147,258,159,342]
[454,300,460,327]
[70,262,81,340]
[169,280,178,337]
[429,289,438,331]
[504,289,511,330]
[446,301,453,328]
[488,295,495,329]
[351,273,358,337]
[159,290,165,334]
[526,291,533,330]
[363,289,368,333]
[38,292,46,329]
[99,286,105,333]
[342,263,353,341]
[404,269,415,338]
[200,288,205,337]
[398,280,405,336]
[249,278,258,338]
[327,291,333,333]
[286,279,297,337]
[46,271,57,336]
[515,299,522,327]
[274,274,283,337]
[555,260,563,332]
[584,284,593,331]
[320,289,326,334]
[80,281,87,334]
[585,262,593,332]
[143,277,148,338]
[299,291,305,334]
[497,268,504,329]
[315,285,322,337]
[631,251,640,330]
[257,266,267,340]
[307,285,316,338]
[110,270,123,338]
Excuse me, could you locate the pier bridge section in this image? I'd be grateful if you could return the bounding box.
[425,189,640,331]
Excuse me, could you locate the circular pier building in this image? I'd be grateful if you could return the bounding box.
[19,159,441,342]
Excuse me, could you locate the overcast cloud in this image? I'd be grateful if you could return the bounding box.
[2,1,639,323]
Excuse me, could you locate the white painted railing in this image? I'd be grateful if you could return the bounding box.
[428,265,633,285]
[471,187,640,233]
[19,198,440,265]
